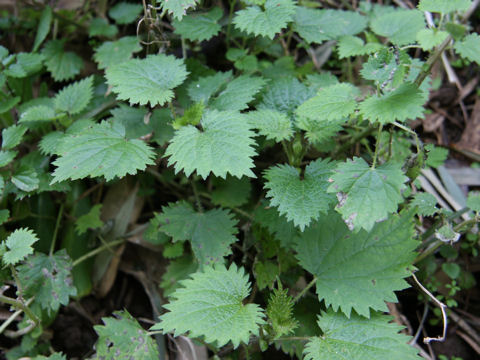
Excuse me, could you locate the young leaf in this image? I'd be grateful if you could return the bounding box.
[159,0,199,20]
[296,211,417,317]
[75,204,104,235]
[17,249,77,313]
[371,9,425,46]
[359,83,426,124]
[454,33,480,65]
[94,310,160,359]
[304,310,420,360]
[254,260,279,290]
[54,76,94,115]
[294,8,367,44]
[233,0,296,39]
[247,109,293,142]
[296,117,345,146]
[264,158,336,230]
[173,7,223,42]
[296,83,360,121]
[266,287,298,338]
[411,192,438,216]
[210,75,266,111]
[154,264,265,348]
[2,125,27,150]
[33,5,52,52]
[11,166,39,192]
[425,143,448,168]
[337,36,383,58]
[108,2,143,24]
[155,201,238,265]
[51,121,155,182]
[39,131,63,156]
[42,40,83,81]
[93,36,142,69]
[327,158,408,231]
[2,228,39,265]
[418,0,472,14]
[165,110,257,179]
[105,54,188,106]
[0,96,20,114]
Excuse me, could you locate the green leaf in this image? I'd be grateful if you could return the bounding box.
[327,158,408,231]
[156,201,238,265]
[110,104,152,139]
[296,83,360,121]
[442,262,461,279]
[425,144,448,168]
[360,49,399,85]
[254,260,279,290]
[165,110,257,179]
[2,125,27,150]
[106,54,188,106]
[259,77,314,117]
[435,224,460,243]
[160,255,198,297]
[54,76,93,115]
[93,36,142,69]
[467,191,480,212]
[154,264,265,348]
[187,71,232,103]
[31,353,66,360]
[234,0,296,39]
[210,75,266,111]
[163,242,184,259]
[359,83,426,124]
[173,7,222,42]
[411,192,438,216]
[75,204,104,235]
[0,209,9,226]
[52,121,155,182]
[160,0,199,20]
[39,131,63,156]
[42,40,83,81]
[304,310,420,360]
[264,159,336,230]
[108,2,143,24]
[416,29,449,50]
[294,8,367,44]
[266,286,298,338]
[2,228,39,265]
[296,211,417,317]
[211,175,251,208]
[172,102,204,129]
[17,249,77,313]
[19,105,56,123]
[418,0,472,14]
[0,150,17,167]
[3,53,44,78]
[94,310,160,359]
[337,36,383,58]
[89,17,118,38]
[454,33,480,65]
[12,166,39,192]
[247,109,293,142]
[296,117,345,146]
[33,6,52,52]
[371,9,425,46]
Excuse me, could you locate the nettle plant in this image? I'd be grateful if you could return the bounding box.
[1,0,480,359]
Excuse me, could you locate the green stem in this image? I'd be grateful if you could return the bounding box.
[334,125,375,157]
[0,294,39,326]
[225,0,238,48]
[281,140,294,165]
[0,297,34,335]
[371,123,383,169]
[273,336,311,341]
[415,35,452,87]
[50,203,64,256]
[293,277,317,303]
[10,266,24,301]
[72,238,125,268]
[191,180,203,213]
[231,207,253,220]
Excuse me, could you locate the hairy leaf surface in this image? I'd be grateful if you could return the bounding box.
[154,264,265,348]
[54,76,93,115]
[296,211,417,317]
[264,159,336,230]
[42,40,83,81]
[418,0,472,13]
[247,109,293,142]
[94,36,142,69]
[304,310,420,359]
[173,7,222,42]
[327,158,408,231]
[165,110,257,179]
[371,9,425,46]
[2,228,39,265]
[454,33,480,65]
[160,0,199,20]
